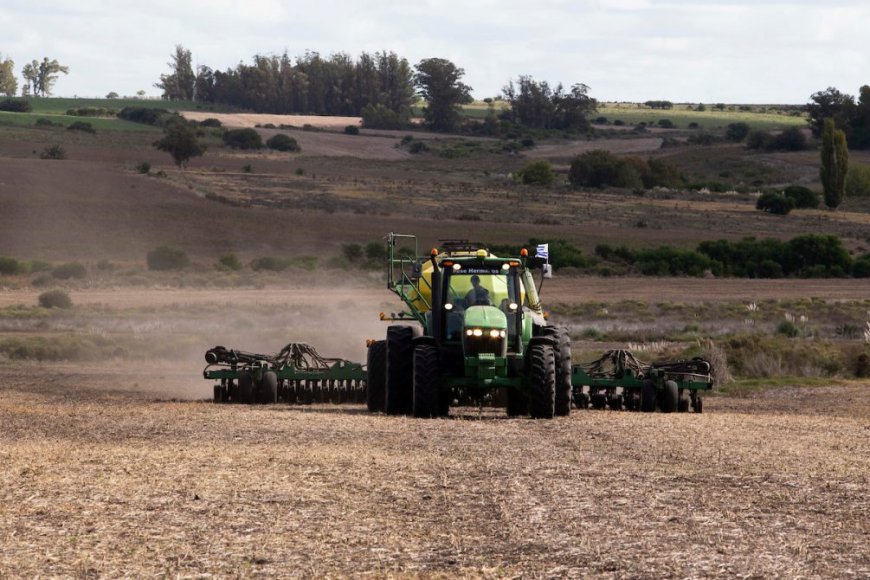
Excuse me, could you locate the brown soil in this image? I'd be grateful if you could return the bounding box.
[1,362,867,577]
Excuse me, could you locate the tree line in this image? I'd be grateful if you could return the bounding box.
[0,54,68,97]
[806,86,870,149]
[155,45,597,134]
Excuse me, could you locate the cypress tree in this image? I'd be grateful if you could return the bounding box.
[821,118,849,209]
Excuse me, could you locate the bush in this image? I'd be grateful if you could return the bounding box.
[51,262,87,280]
[250,256,289,272]
[35,118,60,128]
[266,133,300,152]
[852,254,870,277]
[569,150,679,189]
[782,185,820,209]
[769,127,807,151]
[342,243,363,260]
[38,289,72,309]
[657,119,675,129]
[0,98,32,112]
[776,320,800,338]
[344,125,360,135]
[756,192,795,215]
[361,104,405,130]
[118,107,174,126]
[514,160,555,186]
[146,246,189,271]
[217,253,242,271]
[0,256,24,275]
[365,241,385,260]
[687,132,719,146]
[198,118,222,128]
[153,119,206,168]
[223,128,263,150]
[135,161,151,174]
[409,141,429,154]
[725,122,751,142]
[845,164,870,198]
[67,121,96,134]
[746,130,773,150]
[39,145,67,160]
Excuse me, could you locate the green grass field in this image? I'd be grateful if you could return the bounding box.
[23,97,233,115]
[0,111,158,132]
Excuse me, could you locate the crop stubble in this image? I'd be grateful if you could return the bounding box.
[0,363,867,578]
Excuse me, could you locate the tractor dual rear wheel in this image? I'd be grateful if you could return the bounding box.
[543,327,573,417]
[385,325,419,415]
[366,340,387,413]
[412,345,441,418]
[529,344,556,419]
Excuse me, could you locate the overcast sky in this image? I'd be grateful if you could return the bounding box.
[1,0,867,104]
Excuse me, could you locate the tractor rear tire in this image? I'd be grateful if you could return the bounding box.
[660,380,678,413]
[640,379,656,413]
[258,371,278,404]
[529,344,556,419]
[546,327,573,417]
[412,345,440,418]
[366,340,387,413]
[385,326,417,415]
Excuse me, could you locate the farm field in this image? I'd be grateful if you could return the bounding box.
[1,101,869,577]
[1,359,868,577]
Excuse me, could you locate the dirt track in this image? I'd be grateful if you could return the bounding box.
[0,364,867,577]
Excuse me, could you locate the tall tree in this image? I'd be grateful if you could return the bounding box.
[820,118,849,209]
[22,58,69,97]
[503,76,596,131]
[156,45,195,101]
[806,87,854,138]
[0,54,17,96]
[21,61,36,96]
[849,85,870,150]
[414,58,472,132]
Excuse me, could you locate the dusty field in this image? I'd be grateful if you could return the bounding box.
[1,362,867,577]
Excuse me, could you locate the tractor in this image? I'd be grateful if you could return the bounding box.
[366,233,571,419]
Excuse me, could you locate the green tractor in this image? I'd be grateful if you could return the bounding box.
[366,233,571,419]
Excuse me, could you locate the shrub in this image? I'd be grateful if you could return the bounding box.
[39,145,67,160]
[365,241,386,260]
[217,253,242,271]
[153,120,206,168]
[118,107,174,126]
[146,246,189,271]
[409,141,429,154]
[223,128,263,150]
[726,122,751,142]
[746,130,772,150]
[250,256,289,272]
[344,125,360,135]
[569,150,679,189]
[266,133,300,152]
[569,149,621,188]
[845,164,870,198]
[0,256,23,275]
[657,119,675,129]
[851,254,870,277]
[776,320,800,338]
[342,243,363,260]
[38,289,72,309]
[136,161,151,174]
[198,118,222,128]
[613,119,625,126]
[756,192,794,215]
[0,98,32,112]
[361,103,405,130]
[515,160,555,186]
[769,127,807,151]
[687,132,719,146]
[51,262,87,280]
[35,118,60,128]
[688,122,700,129]
[67,121,96,134]
[520,137,535,148]
[782,185,820,209]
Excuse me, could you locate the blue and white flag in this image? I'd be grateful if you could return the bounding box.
[535,243,549,261]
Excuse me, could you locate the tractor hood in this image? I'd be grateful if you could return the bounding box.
[463,305,507,330]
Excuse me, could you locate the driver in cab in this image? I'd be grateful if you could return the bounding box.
[464,275,491,306]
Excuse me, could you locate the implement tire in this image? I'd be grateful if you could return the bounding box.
[640,379,656,413]
[412,345,440,418]
[529,344,556,419]
[660,380,678,413]
[258,371,278,404]
[366,340,387,413]
[385,326,417,415]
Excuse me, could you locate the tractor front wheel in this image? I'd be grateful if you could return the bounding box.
[529,344,556,419]
[412,345,440,418]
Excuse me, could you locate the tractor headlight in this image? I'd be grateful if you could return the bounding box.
[489,329,501,338]
[473,328,483,337]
